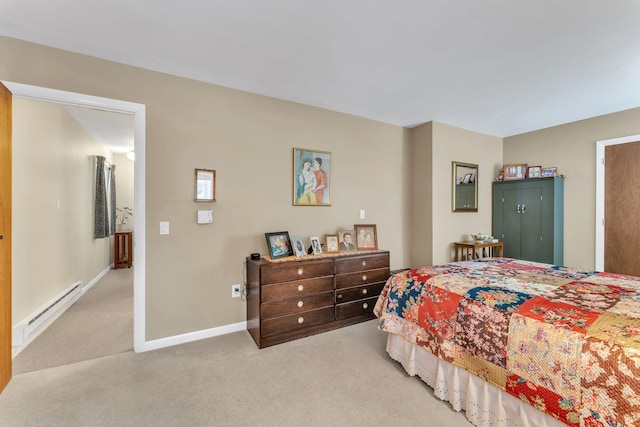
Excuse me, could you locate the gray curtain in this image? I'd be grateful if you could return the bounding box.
[94,156,110,238]
[109,164,117,235]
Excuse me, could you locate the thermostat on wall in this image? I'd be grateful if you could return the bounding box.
[197,210,213,224]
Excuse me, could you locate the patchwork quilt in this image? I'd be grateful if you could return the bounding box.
[374,258,640,427]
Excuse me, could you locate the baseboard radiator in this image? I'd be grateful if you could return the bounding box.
[12,281,82,352]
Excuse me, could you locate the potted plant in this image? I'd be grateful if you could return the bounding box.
[116,207,133,231]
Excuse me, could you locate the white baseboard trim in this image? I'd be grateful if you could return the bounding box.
[141,321,248,352]
[12,282,82,358]
[82,265,112,295]
[12,265,113,358]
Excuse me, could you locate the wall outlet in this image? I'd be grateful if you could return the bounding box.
[231,284,241,298]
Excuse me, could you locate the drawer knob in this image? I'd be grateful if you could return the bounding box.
[362,274,367,281]
[297,301,304,308]
[297,268,304,275]
[298,317,304,324]
[362,260,367,266]
[362,302,369,309]
[297,284,304,292]
[362,288,368,295]
[337,294,343,299]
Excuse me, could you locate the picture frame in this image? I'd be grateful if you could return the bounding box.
[265,231,293,259]
[527,165,542,178]
[291,236,306,257]
[325,234,339,253]
[309,235,323,255]
[293,147,332,206]
[338,230,357,252]
[462,173,472,184]
[540,167,558,177]
[503,164,528,181]
[194,168,216,202]
[354,224,378,250]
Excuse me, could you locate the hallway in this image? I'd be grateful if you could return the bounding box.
[13,268,133,374]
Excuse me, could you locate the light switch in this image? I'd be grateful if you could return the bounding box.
[160,221,170,235]
[359,209,366,219]
[197,210,213,224]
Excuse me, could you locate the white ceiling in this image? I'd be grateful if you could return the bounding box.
[64,105,134,153]
[2,0,640,138]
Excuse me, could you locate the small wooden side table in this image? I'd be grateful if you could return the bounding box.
[453,240,503,262]
[114,231,133,269]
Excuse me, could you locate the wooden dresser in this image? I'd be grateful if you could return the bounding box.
[246,250,390,348]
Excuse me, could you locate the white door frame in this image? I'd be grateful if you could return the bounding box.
[2,81,148,353]
[595,133,640,271]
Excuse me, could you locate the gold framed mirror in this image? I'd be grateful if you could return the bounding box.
[195,168,216,202]
[452,161,478,212]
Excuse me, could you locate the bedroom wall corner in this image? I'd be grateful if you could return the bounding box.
[409,122,433,267]
[431,122,502,265]
[503,106,640,270]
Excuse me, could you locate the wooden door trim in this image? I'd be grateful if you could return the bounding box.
[0,82,12,393]
[595,134,640,271]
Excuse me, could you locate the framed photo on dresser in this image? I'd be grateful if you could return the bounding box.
[291,236,306,257]
[265,231,293,259]
[325,234,339,253]
[354,224,378,250]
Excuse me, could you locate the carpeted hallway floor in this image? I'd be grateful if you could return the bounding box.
[12,267,133,374]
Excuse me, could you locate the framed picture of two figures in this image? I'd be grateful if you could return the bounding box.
[293,147,331,206]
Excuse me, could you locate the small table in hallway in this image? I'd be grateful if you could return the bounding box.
[114,231,133,269]
[453,240,503,262]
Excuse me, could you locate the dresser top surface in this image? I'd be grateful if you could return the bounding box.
[256,249,388,264]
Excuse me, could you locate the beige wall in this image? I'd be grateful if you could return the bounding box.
[409,122,433,267]
[409,121,502,266]
[503,107,640,270]
[8,33,639,343]
[12,98,113,323]
[0,36,411,340]
[113,152,135,229]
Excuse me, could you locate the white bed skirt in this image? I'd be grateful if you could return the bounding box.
[386,333,567,427]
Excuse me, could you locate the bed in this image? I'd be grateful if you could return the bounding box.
[374,258,640,427]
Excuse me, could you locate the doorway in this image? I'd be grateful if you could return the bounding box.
[0,81,147,391]
[595,134,640,273]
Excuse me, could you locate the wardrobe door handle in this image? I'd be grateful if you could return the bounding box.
[522,204,526,214]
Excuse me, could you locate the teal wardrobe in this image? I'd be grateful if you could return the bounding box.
[492,177,564,265]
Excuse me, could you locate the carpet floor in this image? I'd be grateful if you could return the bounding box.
[12,268,133,374]
[2,268,471,426]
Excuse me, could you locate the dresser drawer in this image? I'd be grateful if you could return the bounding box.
[335,253,389,274]
[261,292,334,319]
[335,267,390,289]
[261,259,334,284]
[261,307,335,337]
[335,296,379,320]
[261,276,334,302]
[335,282,385,304]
